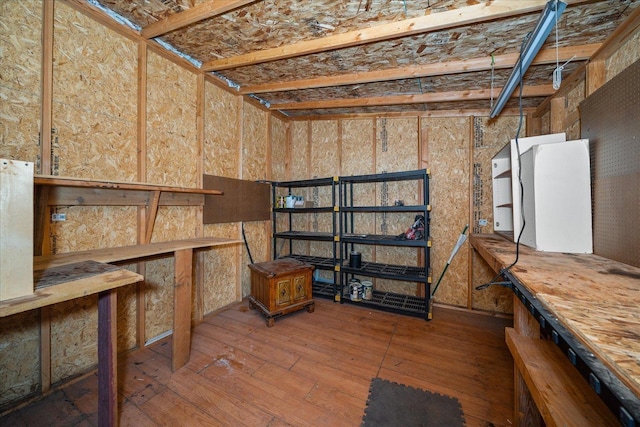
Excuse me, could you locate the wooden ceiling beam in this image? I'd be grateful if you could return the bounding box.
[141,0,258,39]
[238,44,601,94]
[287,107,534,121]
[201,0,557,71]
[270,85,555,111]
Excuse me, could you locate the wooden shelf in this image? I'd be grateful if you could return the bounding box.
[34,175,223,195]
[33,237,241,271]
[506,328,618,426]
[33,175,225,251]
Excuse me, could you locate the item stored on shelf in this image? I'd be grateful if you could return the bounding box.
[285,195,296,208]
[349,251,362,268]
[349,278,362,302]
[362,280,373,300]
[396,215,425,240]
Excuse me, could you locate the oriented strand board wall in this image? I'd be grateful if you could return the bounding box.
[0,0,42,163]
[425,117,470,308]
[342,119,376,281]
[271,117,289,261]
[290,121,311,256]
[49,2,139,383]
[271,116,288,181]
[203,81,242,314]
[309,120,338,260]
[0,0,42,407]
[606,30,640,80]
[203,222,241,314]
[0,311,40,408]
[145,50,198,340]
[50,297,98,382]
[241,102,270,296]
[470,116,520,314]
[375,118,421,295]
[566,81,585,140]
[51,0,138,253]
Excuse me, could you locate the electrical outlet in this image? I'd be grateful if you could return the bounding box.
[51,213,66,221]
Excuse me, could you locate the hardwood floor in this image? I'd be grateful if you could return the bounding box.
[1,299,514,426]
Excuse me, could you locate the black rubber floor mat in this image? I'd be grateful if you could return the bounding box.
[362,378,466,427]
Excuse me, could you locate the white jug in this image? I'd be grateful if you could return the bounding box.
[285,195,296,208]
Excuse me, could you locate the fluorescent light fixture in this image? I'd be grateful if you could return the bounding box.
[490,0,567,118]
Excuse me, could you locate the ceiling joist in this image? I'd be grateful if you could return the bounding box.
[270,84,555,111]
[238,44,601,95]
[201,0,556,71]
[140,0,258,39]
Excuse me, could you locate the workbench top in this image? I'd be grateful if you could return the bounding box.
[470,233,640,399]
[0,261,142,318]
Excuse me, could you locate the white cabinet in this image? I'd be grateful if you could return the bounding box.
[492,133,566,238]
[520,139,592,253]
[491,133,593,253]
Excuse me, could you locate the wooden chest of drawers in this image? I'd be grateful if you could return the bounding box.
[248,258,314,326]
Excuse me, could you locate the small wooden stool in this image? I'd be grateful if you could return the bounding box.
[248,258,315,326]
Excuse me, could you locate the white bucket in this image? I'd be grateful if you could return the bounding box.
[349,278,362,302]
[362,280,373,300]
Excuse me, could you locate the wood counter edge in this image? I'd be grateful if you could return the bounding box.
[1,269,142,318]
[506,327,619,426]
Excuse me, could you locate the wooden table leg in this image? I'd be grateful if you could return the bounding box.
[172,248,193,371]
[98,289,118,427]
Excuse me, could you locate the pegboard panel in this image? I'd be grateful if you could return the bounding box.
[581,59,640,268]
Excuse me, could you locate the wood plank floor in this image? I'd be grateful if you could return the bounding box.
[1,299,514,426]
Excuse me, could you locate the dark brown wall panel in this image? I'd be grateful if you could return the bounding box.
[580,59,640,268]
[203,175,270,224]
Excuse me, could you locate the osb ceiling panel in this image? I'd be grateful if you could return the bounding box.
[217,4,615,85]
[90,0,640,117]
[259,61,584,104]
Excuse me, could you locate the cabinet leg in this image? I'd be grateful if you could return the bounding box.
[267,317,275,327]
[307,303,315,313]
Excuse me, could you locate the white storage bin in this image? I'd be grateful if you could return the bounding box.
[520,139,592,253]
[491,133,566,237]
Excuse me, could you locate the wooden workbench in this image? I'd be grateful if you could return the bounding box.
[33,237,242,372]
[471,233,640,426]
[2,237,241,427]
[1,261,143,427]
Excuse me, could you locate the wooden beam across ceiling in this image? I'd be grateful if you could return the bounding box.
[270,84,555,111]
[140,0,258,39]
[238,44,601,95]
[201,0,579,72]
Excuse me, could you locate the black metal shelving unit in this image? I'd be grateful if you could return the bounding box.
[339,169,432,318]
[271,170,432,317]
[272,177,339,299]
